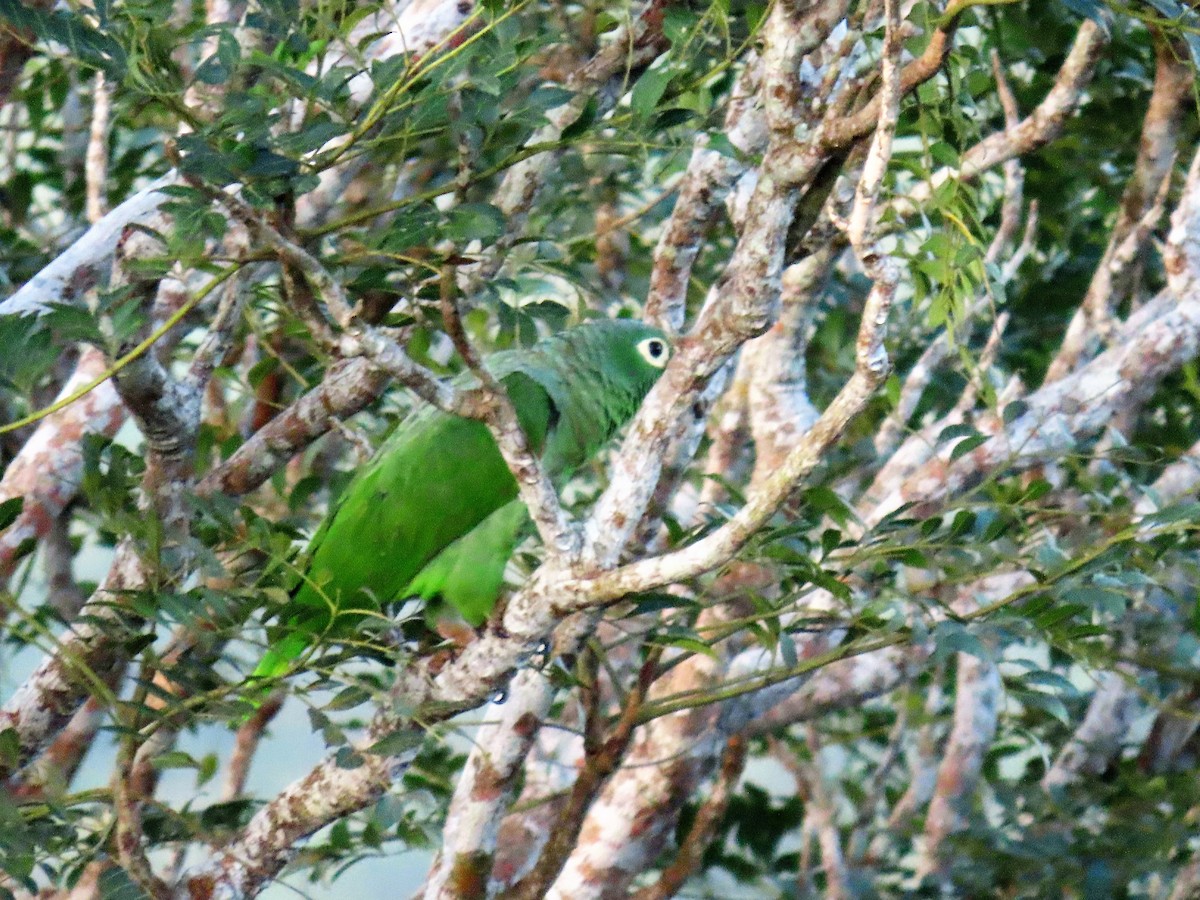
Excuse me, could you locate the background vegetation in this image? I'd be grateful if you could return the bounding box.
[2,0,1200,896]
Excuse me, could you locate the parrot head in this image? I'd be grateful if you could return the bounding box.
[500,318,672,472]
[543,317,672,399]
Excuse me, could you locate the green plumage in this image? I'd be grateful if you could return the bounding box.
[253,320,670,679]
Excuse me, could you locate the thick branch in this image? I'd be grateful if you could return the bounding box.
[916,652,1002,880]
[422,670,554,900]
[1044,28,1190,382]
[0,348,125,586]
[0,175,174,318]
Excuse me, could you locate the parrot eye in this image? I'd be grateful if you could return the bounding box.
[637,337,670,368]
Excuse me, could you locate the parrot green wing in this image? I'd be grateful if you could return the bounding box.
[402,499,531,626]
[252,371,554,679]
[252,319,671,681]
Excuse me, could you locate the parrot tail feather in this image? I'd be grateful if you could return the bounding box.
[250,631,310,682]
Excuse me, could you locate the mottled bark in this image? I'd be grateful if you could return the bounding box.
[0,347,125,587]
[1045,29,1191,382]
[422,669,555,900]
[916,652,1003,880]
[2,3,1196,898]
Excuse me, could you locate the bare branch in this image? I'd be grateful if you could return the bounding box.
[744,643,923,737]
[85,73,110,225]
[847,703,911,863]
[0,347,125,587]
[10,697,106,800]
[885,676,946,833]
[581,0,865,574]
[1042,668,1139,789]
[195,356,390,497]
[507,649,658,900]
[818,14,957,152]
[628,737,747,900]
[0,175,174,318]
[1044,30,1190,382]
[805,725,853,900]
[644,55,765,333]
[542,609,733,899]
[114,718,172,900]
[959,20,1109,179]
[864,286,1200,527]
[221,692,284,803]
[180,741,408,899]
[421,670,555,900]
[916,651,1002,880]
[746,252,829,484]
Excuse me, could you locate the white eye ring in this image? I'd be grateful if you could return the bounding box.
[637,337,670,368]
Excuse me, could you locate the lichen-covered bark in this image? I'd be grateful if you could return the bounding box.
[1045,27,1190,382]
[0,347,125,586]
[421,669,554,899]
[916,650,1003,880]
[5,2,1200,897]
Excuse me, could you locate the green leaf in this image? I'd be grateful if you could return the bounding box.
[631,65,673,120]
[96,866,150,900]
[932,621,989,661]
[1016,593,1054,620]
[950,433,989,462]
[0,497,22,532]
[938,423,978,444]
[335,747,365,769]
[560,96,598,141]
[1002,399,1029,424]
[663,635,718,658]
[199,800,256,832]
[368,728,425,757]
[196,29,241,84]
[1034,602,1087,629]
[0,728,18,773]
[274,116,343,155]
[948,509,975,537]
[663,6,695,45]
[197,752,219,787]
[1017,688,1071,725]
[629,591,697,615]
[652,108,694,130]
[526,86,575,113]
[152,750,201,770]
[1020,670,1081,697]
[657,626,718,659]
[884,372,901,407]
[779,632,798,669]
[1059,586,1126,616]
[326,685,370,710]
[521,300,571,328]
[0,1,125,77]
[801,487,856,528]
[446,203,506,245]
[1142,502,1200,527]
[1021,479,1052,502]
[44,302,107,345]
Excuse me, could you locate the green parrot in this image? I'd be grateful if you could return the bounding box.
[252,319,671,679]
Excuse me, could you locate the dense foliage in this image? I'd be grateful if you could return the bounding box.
[2,0,1200,897]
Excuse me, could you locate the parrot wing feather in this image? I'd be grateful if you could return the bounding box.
[402,499,531,625]
[251,371,555,679]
